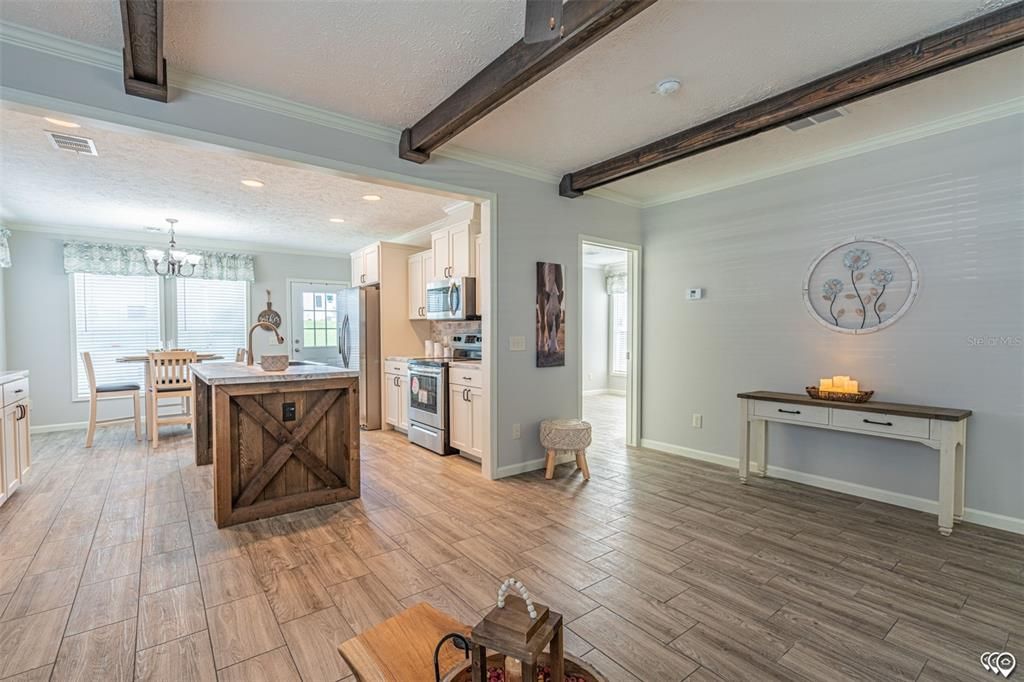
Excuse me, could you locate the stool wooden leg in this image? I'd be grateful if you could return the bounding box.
[544,449,556,479]
[85,392,97,448]
[576,449,591,480]
[132,392,142,441]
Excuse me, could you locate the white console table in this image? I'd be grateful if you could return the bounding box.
[738,391,971,536]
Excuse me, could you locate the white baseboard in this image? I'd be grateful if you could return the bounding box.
[606,389,626,397]
[31,421,87,434]
[640,439,1023,536]
[582,389,626,397]
[495,452,575,478]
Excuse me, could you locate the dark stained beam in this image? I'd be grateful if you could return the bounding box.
[400,0,658,163]
[119,0,167,102]
[560,2,1024,197]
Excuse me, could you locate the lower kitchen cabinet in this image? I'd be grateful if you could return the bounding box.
[1,374,32,506]
[449,383,484,458]
[384,362,409,432]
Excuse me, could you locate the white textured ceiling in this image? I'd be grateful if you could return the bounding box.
[0,0,1017,204]
[0,105,453,253]
[583,244,628,267]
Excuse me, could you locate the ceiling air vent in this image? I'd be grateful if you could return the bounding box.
[785,107,848,132]
[46,131,98,156]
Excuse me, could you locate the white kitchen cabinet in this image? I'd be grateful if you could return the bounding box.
[408,251,432,320]
[384,362,409,432]
[1,375,31,505]
[431,219,479,280]
[449,369,484,459]
[350,243,381,286]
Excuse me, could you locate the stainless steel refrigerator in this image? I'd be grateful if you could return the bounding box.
[338,284,381,430]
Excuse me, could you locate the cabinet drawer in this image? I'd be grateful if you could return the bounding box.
[450,367,482,389]
[2,379,29,406]
[384,362,408,376]
[831,409,930,439]
[753,400,828,425]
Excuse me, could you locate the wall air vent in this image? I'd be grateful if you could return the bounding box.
[785,107,848,132]
[46,131,98,156]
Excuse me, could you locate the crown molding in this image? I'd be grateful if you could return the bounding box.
[4,222,350,259]
[639,96,1024,209]
[2,21,1018,213]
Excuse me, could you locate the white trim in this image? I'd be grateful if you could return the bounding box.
[639,438,1023,535]
[583,389,609,397]
[5,20,1016,210]
[495,452,575,478]
[30,420,87,434]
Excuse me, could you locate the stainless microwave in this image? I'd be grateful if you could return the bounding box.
[426,277,479,321]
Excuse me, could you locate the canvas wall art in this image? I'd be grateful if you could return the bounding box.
[536,262,566,367]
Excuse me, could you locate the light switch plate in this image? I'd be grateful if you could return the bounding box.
[692,413,703,428]
[687,288,704,300]
[509,336,526,351]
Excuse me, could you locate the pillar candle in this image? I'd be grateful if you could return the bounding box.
[847,380,859,393]
[819,378,833,391]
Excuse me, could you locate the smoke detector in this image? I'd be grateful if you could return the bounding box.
[46,131,98,156]
[785,107,848,131]
[654,79,681,96]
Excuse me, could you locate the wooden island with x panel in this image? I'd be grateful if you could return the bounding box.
[190,362,361,527]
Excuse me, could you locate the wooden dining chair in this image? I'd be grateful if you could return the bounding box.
[147,350,197,446]
[235,347,247,363]
[82,352,141,447]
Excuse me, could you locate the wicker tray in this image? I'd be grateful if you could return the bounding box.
[444,653,606,682]
[805,386,874,403]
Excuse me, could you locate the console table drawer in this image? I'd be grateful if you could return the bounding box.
[831,409,930,439]
[753,400,829,425]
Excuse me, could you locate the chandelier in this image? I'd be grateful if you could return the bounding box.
[146,218,201,278]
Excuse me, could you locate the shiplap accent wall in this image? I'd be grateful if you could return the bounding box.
[641,115,1023,525]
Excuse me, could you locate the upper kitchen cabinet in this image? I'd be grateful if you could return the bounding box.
[408,250,432,320]
[431,215,480,281]
[351,243,381,286]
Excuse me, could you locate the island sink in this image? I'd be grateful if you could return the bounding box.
[191,362,361,527]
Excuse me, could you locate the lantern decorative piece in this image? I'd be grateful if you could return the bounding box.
[471,578,563,682]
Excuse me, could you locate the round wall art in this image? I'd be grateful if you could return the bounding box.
[803,236,919,334]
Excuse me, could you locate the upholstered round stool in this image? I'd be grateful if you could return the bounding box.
[539,419,592,480]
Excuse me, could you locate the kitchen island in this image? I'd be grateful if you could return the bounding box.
[191,362,361,528]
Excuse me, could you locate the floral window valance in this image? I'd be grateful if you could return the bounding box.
[63,240,255,282]
[0,229,11,268]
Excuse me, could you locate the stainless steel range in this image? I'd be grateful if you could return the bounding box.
[407,333,482,455]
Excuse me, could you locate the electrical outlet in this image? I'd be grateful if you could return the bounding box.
[512,423,521,440]
[283,402,297,422]
[692,413,703,428]
[509,336,526,352]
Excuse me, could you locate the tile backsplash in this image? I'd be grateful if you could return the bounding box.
[430,321,481,343]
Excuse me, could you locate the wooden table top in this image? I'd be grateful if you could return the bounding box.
[338,603,471,682]
[737,391,971,421]
[116,353,223,363]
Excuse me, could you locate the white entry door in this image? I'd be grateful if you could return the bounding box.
[289,281,347,365]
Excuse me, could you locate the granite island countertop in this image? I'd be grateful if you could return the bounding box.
[190,362,359,385]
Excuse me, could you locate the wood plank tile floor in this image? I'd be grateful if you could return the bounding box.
[0,406,1019,681]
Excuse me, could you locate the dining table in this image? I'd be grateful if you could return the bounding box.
[116,352,224,440]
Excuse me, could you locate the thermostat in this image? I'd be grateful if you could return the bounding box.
[687,288,704,300]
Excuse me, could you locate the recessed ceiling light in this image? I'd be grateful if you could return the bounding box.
[44,116,80,128]
[654,79,681,96]
[362,194,381,201]
[241,179,265,188]
[329,218,346,223]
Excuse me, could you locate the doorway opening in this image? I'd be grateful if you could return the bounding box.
[579,238,641,448]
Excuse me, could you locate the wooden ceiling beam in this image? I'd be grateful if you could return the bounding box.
[119,0,167,102]
[560,2,1024,197]
[400,0,658,163]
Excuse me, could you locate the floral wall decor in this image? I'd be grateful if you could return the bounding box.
[803,237,919,334]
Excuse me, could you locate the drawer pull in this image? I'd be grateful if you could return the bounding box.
[778,408,801,415]
[13,388,24,394]
[863,418,894,427]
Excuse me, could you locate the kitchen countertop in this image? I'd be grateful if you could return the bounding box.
[449,360,482,369]
[0,370,29,384]
[190,362,358,385]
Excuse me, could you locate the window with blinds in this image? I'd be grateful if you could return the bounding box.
[611,291,628,375]
[72,273,162,399]
[176,279,248,361]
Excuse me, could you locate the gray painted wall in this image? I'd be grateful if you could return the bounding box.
[641,115,1024,522]
[0,266,6,371]
[583,267,609,392]
[4,229,347,427]
[0,41,642,474]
